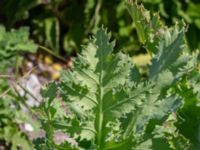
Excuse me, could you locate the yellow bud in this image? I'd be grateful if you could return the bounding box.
[52,63,62,71]
[44,55,53,65]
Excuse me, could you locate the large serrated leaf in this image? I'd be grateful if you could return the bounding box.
[59,27,137,147]
[57,26,189,149]
[40,2,198,150]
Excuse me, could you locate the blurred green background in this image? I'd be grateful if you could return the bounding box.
[0,0,199,57]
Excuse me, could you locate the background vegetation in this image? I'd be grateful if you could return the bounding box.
[1,0,200,55]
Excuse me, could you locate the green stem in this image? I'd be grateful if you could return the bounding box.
[97,34,104,149]
[0,75,15,78]
[0,68,35,98]
[43,101,54,149]
[85,0,102,35]
[12,86,39,118]
[97,85,103,149]
[15,51,19,79]
[123,112,137,139]
[17,83,41,103]
[38,45,66,62]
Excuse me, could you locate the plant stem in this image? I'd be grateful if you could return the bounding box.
[85,0,102,35]
[0,67,35,98]
[97,85,103,149]
[96,33,104,149]
[0,75,15,78]
[15,51,19,79]
[123,112,137,138]
[38,45,66,62]
[17,83,41,103]
[12,86,39,118]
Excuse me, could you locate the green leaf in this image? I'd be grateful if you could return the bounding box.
[0,25,38,60]
[44,17,60,52]
[127,2,163,47]
[134,138,171,150]
[57,25,192,149]
[41,82,57,104]
[149,25,185,77]
[60,27,136,147]
[127,3,150,44]
[176,71,200,149]
[3,126,33,150]
[187,71,200,101]
[39,2,199,149]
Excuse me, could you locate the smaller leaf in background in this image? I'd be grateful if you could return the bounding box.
[3,126,33,150]
[149,25,185,77]
[127,1,164,55]
[44,17,60,53]
[140,0,200,50]
[0,84,35,150]
[127,3,150,44]
[0,25,38,60]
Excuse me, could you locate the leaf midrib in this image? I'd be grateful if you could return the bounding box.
[96,33,104,149]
